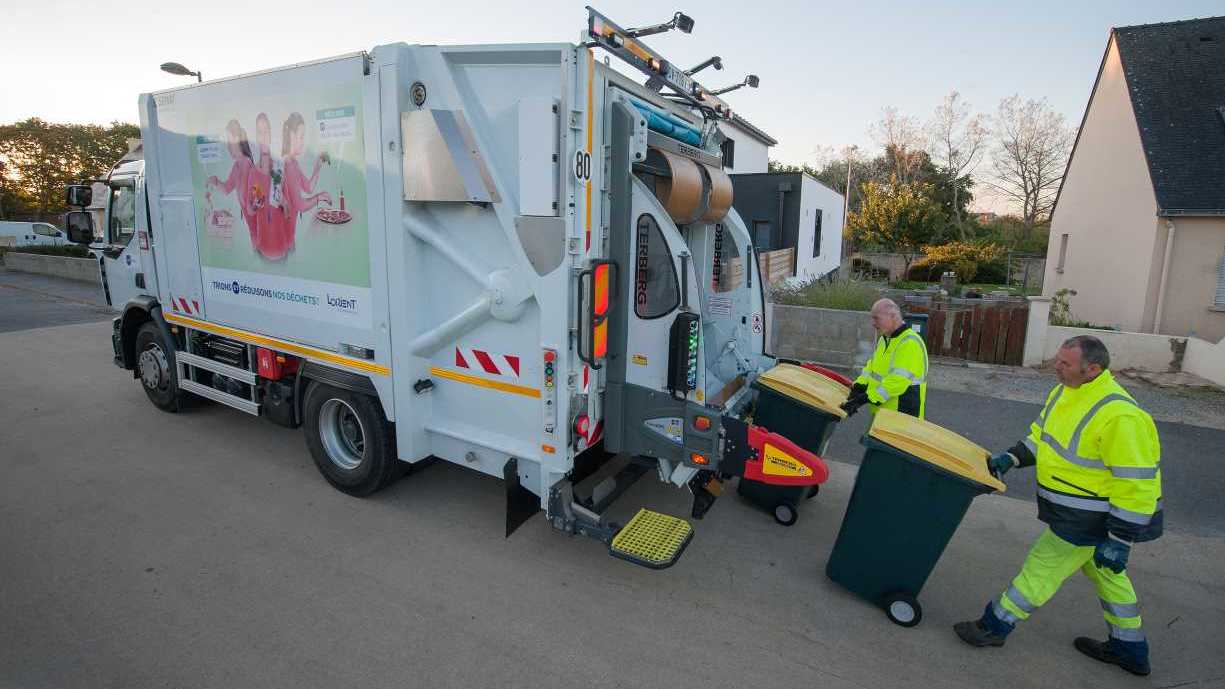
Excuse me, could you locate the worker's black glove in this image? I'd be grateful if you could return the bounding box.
[841,389,869,416]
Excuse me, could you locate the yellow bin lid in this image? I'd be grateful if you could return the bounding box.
[868,408,1006,492]
[756,363,849,419]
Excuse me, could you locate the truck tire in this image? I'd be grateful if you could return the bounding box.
[135,321,183,412]
[303,382,399,496]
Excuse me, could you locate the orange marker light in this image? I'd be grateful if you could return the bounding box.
[690,453,709,465]
[593,263,609,316]
[693,416,711,431]
[542,444,556,454]
[592,319,608,359]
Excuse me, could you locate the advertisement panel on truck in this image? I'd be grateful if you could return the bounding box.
[185,82,371,328]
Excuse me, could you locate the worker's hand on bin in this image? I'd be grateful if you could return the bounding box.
[987,452,1018,479]
[841,387,869,416]
[1094,537,1131,574]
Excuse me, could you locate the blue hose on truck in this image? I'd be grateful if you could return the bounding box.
[628,99,702,146]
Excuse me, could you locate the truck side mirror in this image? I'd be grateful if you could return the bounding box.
[64,211,95,244]
[66,184,93,208]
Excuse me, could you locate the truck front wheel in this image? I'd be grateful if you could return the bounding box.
[135,322,182,412]
[303,382,399,496]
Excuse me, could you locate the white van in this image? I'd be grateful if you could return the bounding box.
[0,221,67,248]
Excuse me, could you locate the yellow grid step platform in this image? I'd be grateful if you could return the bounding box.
[609,509,694,569]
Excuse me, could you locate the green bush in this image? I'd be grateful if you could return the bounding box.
[11,244,92,258]
[773,278,880,311]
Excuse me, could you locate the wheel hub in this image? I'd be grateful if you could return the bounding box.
[319,398,366,471]
[139,346,169,391]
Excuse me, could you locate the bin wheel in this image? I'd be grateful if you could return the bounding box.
[884,592,922,627]
[773,503,798,526]
[805,485,821,501]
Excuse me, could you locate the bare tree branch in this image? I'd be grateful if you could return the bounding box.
[987,95,1074,230]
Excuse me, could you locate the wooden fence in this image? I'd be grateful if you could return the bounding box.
[908,302,1029,365]
[758,247,795,285]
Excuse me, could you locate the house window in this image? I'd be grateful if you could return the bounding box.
[1056,233,1069,273]
[1215,249,1225,307]
[721,138,735,170]
[812,209,823,257]
[752,220,772,250]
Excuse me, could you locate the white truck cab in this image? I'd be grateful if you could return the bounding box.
[62,8,829,569]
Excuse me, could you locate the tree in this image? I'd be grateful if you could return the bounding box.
[848,177,946,275]
[988,96,1074,231]
[870,107,924,184]
[0,119,139,220]
[928,91,987,238]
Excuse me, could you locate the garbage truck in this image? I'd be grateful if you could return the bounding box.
[62,7,832,569]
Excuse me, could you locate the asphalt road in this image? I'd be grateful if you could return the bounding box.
[826,389,1225,537]
[0,268,111,333]
[2,275,1223,688]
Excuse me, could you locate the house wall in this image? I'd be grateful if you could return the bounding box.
[1158,217,1225,341]
[1044,37,1160,332]
[793,175,844,280]
[721,124,770,174]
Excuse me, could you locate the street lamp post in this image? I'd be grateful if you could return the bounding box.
[160,62,201,83]
[841,145,858,263]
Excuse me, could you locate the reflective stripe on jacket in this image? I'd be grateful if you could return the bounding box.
[854,325,929,418]
[1023,370,1163,545]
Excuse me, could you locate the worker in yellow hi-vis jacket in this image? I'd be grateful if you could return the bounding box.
[841,298,929,419]
[954,335,1162,677]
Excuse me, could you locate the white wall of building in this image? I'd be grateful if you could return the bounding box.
[1043,37,1161,333]
[793,176,844,280]
[722,124,770,174]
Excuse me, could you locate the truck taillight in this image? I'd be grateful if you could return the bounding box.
[578,260,616,369]
[593,263,610,316]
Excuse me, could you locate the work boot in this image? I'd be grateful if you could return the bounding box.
[954,602,1013,648]
[1073,637,1151,677]
[954,620,1007,647]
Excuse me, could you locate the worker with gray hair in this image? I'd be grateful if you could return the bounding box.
[841,298,929,418]
[955,335,1163,677]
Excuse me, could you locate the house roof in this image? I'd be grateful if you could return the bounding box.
[728,113,778,146]
[1115,16,1225,215]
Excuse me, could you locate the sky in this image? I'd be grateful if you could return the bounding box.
[3,0,1221,212]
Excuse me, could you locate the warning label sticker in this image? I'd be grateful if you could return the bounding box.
[761,443,813,477]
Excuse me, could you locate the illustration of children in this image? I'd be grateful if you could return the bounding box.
[206,119,256,238]
[254,112,332,260]
[248,113,277,248]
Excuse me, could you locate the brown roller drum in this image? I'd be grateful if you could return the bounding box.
[649,147,704,224]
[700,164,733,222]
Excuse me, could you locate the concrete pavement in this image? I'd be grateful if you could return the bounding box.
[2,319,1224,689]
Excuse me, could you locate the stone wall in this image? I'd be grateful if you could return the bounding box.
[770,304,876,370]
[4,253,99,283]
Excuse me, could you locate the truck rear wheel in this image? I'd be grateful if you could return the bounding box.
[303,382,399,496]
[135,322,183,412]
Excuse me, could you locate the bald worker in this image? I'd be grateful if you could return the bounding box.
[841,298,930,418]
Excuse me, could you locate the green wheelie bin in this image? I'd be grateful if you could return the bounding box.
[825,408,1005,627]
[739,363,849,526]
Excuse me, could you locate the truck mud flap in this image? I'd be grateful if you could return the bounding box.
[504,457,541,537]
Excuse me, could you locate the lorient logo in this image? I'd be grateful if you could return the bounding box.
[327,294,358,312]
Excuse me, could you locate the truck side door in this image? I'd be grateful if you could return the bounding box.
[99,179,145,308]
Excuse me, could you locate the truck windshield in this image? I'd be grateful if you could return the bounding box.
[109,185,136,245]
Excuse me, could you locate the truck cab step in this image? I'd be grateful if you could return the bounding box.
[609,508,693,570]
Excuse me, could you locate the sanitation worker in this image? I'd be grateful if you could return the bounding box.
[841,298,928,418]
[954,335,1162,677]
